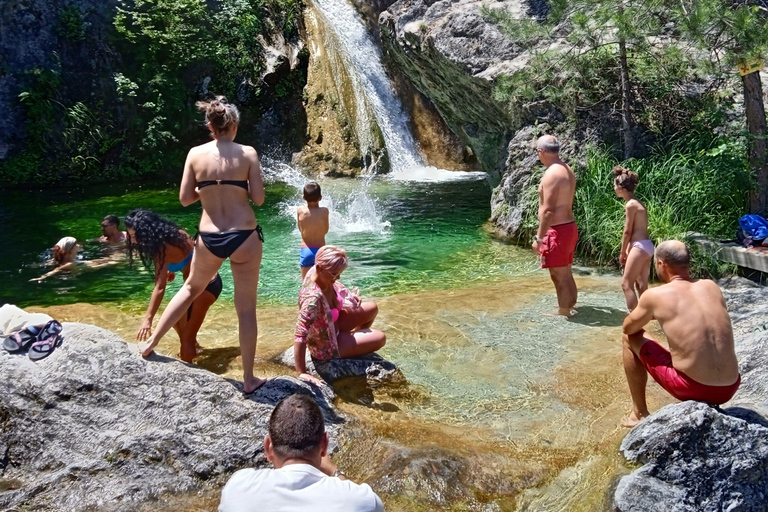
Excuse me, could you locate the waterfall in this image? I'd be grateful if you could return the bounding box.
[309,0,423,173]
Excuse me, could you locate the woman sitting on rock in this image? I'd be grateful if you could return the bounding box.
[294,245,386,386]
[125,209,221,363]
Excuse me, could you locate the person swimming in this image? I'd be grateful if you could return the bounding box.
[137,96,267,394]
[297,181,329,279]
[30,236,117,282]
[613,166,653,311]
[125,209,221,363]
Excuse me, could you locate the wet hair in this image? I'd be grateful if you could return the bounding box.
[303,181,322,202]
[269,394,325,459]
[314,245,348,277]
[53,237,77,266]
[536,135,560,154]
[655,240,690,267]
[124,209,189,270]
[613,166,640,192]
[195,96,240,135]
[103,215,120,227]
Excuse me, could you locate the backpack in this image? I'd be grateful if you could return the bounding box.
[739,214,768,244]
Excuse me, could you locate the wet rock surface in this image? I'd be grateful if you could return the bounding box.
[615,402,768,512]
[277,346,405,385]
[0,323,343,512]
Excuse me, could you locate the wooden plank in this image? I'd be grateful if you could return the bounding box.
[688,232,768,273]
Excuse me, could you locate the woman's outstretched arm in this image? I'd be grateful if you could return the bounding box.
[137,260,169,341]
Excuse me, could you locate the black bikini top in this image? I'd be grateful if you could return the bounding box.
[198,180,248,191]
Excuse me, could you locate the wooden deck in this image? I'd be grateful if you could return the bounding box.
[688,233,768,273]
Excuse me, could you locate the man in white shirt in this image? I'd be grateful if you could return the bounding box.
[219,394,384,512]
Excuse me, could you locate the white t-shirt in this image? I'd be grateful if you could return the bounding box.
[218,464,384,512]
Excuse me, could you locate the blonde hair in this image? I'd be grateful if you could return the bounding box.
[195,95,240,134]
[314,246,348,277]
[613,165,639,192]
[53,236,77,265]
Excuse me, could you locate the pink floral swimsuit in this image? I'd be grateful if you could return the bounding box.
[294,279,353,361]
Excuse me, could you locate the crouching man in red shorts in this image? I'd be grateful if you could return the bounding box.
[532,135,578,315]
[621,240,740,427]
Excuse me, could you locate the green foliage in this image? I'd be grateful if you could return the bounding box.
[57,5,90,41]
[518,135,753,278]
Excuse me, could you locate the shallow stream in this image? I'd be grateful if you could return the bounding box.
[0,170,672,510]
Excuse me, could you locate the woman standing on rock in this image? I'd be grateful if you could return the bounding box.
[613,166,653,311]
[294,245,386,386]
[125,209,221,362]
[138,96,267,394]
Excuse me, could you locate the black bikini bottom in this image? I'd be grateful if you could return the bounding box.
[188,273,223,319]
[197,226,264,259]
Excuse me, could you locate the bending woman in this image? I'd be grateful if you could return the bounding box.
[613,166,653,311]
[138,96,266,394]
[294,245,386,386]
[125,209,222,362]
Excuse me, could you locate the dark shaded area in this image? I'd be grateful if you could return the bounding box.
[568,305,626,327]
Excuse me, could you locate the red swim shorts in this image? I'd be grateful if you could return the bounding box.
[638,337,740,405]
[541,221,578,269]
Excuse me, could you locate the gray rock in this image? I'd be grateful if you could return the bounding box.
[276,346,405,386]
[0,323,344,512]
[615,401,768,512]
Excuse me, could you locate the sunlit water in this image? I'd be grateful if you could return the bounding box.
[0,170,673,511]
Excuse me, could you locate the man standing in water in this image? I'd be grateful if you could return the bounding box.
[531,135,578,315]
[621,241,740,427]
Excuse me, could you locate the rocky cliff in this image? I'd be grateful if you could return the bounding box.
[0,323,343,511]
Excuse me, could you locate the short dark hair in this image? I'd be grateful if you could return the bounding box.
[303,181,321,202]
[269,394,325,459]
[103,215,120,227]
[655,240,690,267]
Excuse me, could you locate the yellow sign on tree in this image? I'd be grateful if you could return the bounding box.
[738,59,765,76]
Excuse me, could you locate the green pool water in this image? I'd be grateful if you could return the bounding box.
[0,172,539,309]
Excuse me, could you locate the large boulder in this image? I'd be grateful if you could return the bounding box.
[614,401,768,512]
[0,323,343,512]
[276,346,405,386]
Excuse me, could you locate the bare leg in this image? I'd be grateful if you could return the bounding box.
[336,302,378,332]
[337,329,386,358]
[549,266,577,316]
[622,331,651,427]
[229,232,266,394]
[301,266,311,280]
[622,247,651,311]
[635,254,651,298]
[180,289,216,363]
[141,248,222,356]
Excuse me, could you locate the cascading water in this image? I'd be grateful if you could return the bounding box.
[309,0,423,173]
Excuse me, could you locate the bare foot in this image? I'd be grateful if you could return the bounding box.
[195,342,204,355]
[243,377,268,395]
[558,307,576,317]
[138,341,156,358]
[621,411,648,428]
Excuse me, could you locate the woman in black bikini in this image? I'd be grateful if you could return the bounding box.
[125,209,222,363]
[139,96,266,393]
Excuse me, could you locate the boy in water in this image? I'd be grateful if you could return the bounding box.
[297,181,329,279]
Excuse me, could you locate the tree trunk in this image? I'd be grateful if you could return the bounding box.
[743,71,768,215]
[619,38,635,159]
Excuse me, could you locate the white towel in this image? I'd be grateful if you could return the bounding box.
[0,304,53,335]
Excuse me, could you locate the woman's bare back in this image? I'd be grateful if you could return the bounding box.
[183,140,264,232]
[626,198,649,243]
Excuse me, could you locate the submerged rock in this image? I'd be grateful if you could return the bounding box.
[0,323,343,512]
[615,401,768,512]
[277,346,404,385]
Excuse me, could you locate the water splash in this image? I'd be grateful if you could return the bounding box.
[310,0,423,172]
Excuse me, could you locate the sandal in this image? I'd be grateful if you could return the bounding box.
[2,324,45,353]
[28,320,63,361]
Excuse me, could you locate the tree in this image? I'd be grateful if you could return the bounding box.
[674,0,768,214]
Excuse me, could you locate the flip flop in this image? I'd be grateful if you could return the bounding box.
[28,320,63,361]
[2,324,45,353]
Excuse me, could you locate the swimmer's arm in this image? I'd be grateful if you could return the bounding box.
[30,262,75,282]
[179,150,200,206]
[536,173,559,239]
[247,148,265,206]
[623,291,655,335]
